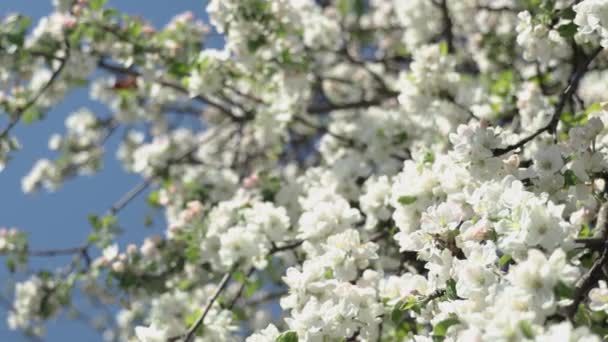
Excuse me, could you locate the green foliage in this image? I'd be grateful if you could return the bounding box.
[519,320,535,339]
[557,22,578,38]
[491,71,514,96]
[2,15,31,48]
[276,331,298,342]
[498,254,512,267]
[21,107,43,124]
[578,223,592,238]
[259,173,282,202]
[87,214,121,247]
[445,279,458,300]
[563,170,579,188]
[89,0,107,11]
[398,196,417,205]
[147,190,161,208]
[554,281,574,300]
[560,111,588,131]
[337,0,366,17]
[438,41,449,56]
[432,315,460,340]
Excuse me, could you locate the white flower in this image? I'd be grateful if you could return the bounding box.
[102,244,119,262]
[531,145,564,176]
[449,122,503,163]
[297,188,361,241]
[516,11,570,63]
[187,49,228,96]
[507,249,579,316]
[589,280,608,312]
[574,0,608,47]
[246,324,280,342]
[537,321,601,342]
[219,225,270,269]
[135,324,168,342]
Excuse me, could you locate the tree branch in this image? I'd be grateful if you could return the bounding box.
[566,202,608,318]
[177,268,234,342]
[493,47,603,156]
[0,45,69,139]
[438,0,455,53]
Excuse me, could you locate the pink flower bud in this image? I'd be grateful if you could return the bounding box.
[243,174,260,189]
[142,25,156,35]
[479,119,489,129]
[62,15,77,29]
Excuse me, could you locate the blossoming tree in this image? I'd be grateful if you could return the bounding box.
[3,0,608,340]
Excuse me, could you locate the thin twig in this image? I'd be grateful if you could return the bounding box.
[566,202,608,318]
[179,268,234,342]
[0,45,70,139]
[493,47,603,156]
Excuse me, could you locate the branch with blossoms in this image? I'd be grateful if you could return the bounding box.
[5,0,608,341]
[493,46,604,156]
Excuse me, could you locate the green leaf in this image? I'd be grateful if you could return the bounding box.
[244,278,262,298]
[89,0,107,10]
[579,224,592,238]
[168,62,191,78]
[391,305,406,324]
[519,321,535,339]
[433,316,460,337]
[6,257,16,273]
[353,0,366,16]
[276,331,298,342]
[398,196,417,205]
[185,309,202,326]
[232,270,246,284]
[337,0,351,16]
[88,214,101,230]
[438,41,449,55]
[147,191,161,207]
[498,254,512,267]
[586,102,603,115]
[445,279,458,300]
[336,0,366,16]
[554,281,574,299]
[101,214,117,228]
[399,297,421,314]
[563,170,579,187]
[557,22,578,38]
[185,243,200,263]
[87,233,100,243]
[561,111,588,130]
[21,107,42,124]
[491,71,513,95]
[247,36,267,53]
[560,7,576,20]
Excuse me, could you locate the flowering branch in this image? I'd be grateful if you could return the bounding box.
[0,43,69,139]
[179,269,234,342]
[566,202,608,318]
[493,46,603,156]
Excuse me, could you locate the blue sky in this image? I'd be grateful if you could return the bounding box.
[0,1,215,340]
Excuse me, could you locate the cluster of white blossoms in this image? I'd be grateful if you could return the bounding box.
[6,0,608,341]
[200,193,292,270]
[574,0,608,47]
[6,274,69,338]
[0,227,25,254]
[516,11,571,64]
[22,108,109,193]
